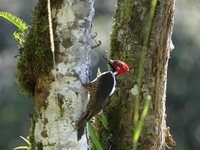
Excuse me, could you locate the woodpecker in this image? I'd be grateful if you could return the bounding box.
[76,58,129,141]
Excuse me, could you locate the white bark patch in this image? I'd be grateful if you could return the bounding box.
[117,29,124,41]
[141,84,150,100]
[127,44,131,51]
[170,39,174,51]
[56,2,75,28]
[34,0,95,149]
[130,84,138,96]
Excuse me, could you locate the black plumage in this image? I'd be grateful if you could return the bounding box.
[76,71,116,140]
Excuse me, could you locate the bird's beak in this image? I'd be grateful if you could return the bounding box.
[103,56,116,71]
[103,56,113,66]
[103,56,111,62]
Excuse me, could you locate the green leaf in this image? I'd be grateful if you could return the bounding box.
[14,30,24,46]
[133,96,151,147]
[0,11,28,31]
[88,121,103,150]
[19,136,30,145]
[13,136,30,150]
[14,146,29,150]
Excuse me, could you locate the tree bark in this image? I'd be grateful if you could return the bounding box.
[100,0,175,149]
[17,0,95,149]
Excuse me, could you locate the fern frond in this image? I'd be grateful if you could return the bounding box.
[0,11,28,31]
[0,11,28,46]
[14,30,24,46]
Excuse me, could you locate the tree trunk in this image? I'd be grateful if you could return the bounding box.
[100,0,175,149]
[17,0,95,149]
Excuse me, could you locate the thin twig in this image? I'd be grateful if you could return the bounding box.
[47,0,56,71]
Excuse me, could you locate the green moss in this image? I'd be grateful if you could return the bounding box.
[44,117,49,125]
[109,0,135,58]
[16,0,62,96]
[36,142,43,150]
[120,1,133,23]
[47,143,56,146]
[51,0,63,8]
[110,24,120,58]
[41,129,48,138]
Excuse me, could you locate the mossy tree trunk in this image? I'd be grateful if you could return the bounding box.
[100,0,175,149]
[17,0,95,149]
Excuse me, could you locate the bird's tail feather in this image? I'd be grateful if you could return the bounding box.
[76,111,90,141]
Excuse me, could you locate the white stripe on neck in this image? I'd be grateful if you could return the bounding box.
[113,71,118,76]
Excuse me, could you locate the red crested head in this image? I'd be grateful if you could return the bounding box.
[111,60,129,76]
[103,56,129,76]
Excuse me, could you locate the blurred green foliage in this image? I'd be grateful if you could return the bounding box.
[0,84,33,150]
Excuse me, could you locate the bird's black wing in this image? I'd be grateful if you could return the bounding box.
[76,71,115,140]
[83,71,115,116]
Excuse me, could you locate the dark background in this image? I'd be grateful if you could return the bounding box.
[0,0,200,149]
